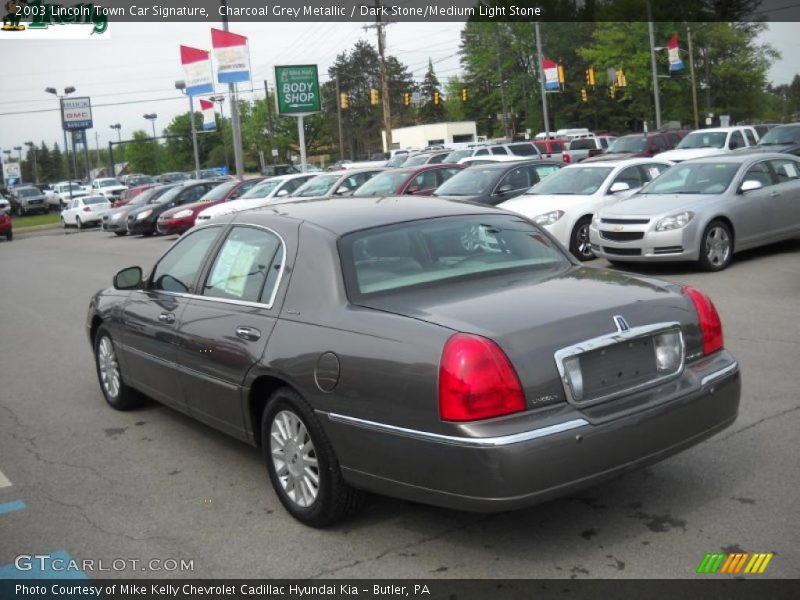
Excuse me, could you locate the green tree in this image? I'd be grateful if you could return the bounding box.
[418,59,446,123]
[324,40,414,159]
[124,130,159,174]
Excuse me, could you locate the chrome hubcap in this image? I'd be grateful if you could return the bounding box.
[705,226,730,266]
[575,224,593,258]
[97,337,120,398]
[270,410,319,508]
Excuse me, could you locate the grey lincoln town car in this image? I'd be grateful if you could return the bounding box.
[86,197,740,527]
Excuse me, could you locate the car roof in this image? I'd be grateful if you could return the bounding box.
[235,196,500,236]
[683,152,797,164]
[563,157,667,168]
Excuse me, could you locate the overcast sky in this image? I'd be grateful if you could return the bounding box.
[1,21,797,158]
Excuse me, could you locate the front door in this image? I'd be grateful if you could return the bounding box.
[119,226,223,412]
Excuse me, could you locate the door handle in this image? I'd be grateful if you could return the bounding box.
[769,190,780,197]
[236,326,261,341]
[158,312,176,324]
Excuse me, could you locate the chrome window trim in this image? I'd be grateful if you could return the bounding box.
[143,222,288,311]
[700,361,738,387]
[553,321,685,408]
[325,412,588,448]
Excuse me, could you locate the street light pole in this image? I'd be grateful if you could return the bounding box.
[646,0,663,129]
[143,113,159,173]
[175,81,201,177]
[45,85,75,186]
[221,0,245,180]
[210,95,230,171]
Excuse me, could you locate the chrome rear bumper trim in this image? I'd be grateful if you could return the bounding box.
[325,413,588,448]
[700,361,738,387]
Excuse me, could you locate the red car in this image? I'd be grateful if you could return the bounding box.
[113,184,157,208]
[0,211,12,241]
[351,163,465,197]
[156,177,265,235]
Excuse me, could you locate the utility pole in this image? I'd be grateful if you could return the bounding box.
[335,73,344,160]
[646,0,662,129]
[495,26,512,140]
[365,0,393,154]
[687,26,700,129]
[703,43,712,116]
[221,0,245,179]
[534,21,550,138]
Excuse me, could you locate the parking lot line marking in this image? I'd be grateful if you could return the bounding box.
[0,549,87,579]
[0,500,26,515]
[0,468,11,488]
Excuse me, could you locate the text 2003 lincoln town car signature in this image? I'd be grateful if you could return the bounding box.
[86,197,740,527]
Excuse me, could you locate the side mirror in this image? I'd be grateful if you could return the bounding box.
[276,188,289,197]
[739,180,763,193]
[609,181,631,194]
[113,266,143,290]
[496,184,514,195]
[405,185,421,195]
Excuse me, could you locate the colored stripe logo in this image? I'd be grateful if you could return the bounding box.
[697,552,774,574]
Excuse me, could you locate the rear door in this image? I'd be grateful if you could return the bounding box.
[174,223,296,438]
[766,157,800,237]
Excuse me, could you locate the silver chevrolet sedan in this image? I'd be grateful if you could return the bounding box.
[590,153,800,270]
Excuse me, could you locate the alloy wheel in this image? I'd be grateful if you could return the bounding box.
[705,225,731,267]
[270,410,320,508]
[97,337,120,399]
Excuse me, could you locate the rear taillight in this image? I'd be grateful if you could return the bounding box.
[683,286,723,355]
[82,206,92,212]
[563,152,571,163]
[439,333,526,421]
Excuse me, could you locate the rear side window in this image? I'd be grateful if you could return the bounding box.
[507,143,537,156]
[768,159,800,183]
[491,146,508,155]
[744,129,757,146]
[652,136,668,150]
[475,148,489,156]
[204,226,283,304]
[339,215,571,299]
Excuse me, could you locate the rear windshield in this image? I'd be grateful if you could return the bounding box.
[84,196,109,205]
[569,139,596,150]
[353,171,410,196]
[339,215,570,299]
[608,136,647,153]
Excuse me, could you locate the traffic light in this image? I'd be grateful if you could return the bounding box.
[580,88,588,103]
[460,87,468,102]
[433,90,441,105]
[616,69,627,87]
[585,66,596,88]
[370,88,379,105]
[402,92,411,107]
[339,92,349,109]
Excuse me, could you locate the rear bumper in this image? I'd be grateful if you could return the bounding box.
[322,353,740,512]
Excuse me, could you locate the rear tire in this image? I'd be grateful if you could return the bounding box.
[141,231,154,237]
[5,230,11,241]
[114,231,127,237]
[262,387,363,527]
[698,220,733,272]
[76,216,83,229]
[569,217,595,261]
[93,326,144,411]
[15,205,24,217]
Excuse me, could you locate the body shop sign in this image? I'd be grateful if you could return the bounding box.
[60,97,93,130]
[275,65,321,115]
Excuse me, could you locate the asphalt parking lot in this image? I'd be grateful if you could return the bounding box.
[0,227,798,579]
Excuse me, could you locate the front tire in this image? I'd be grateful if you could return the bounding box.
[698,220,733,271]
[114,231,127,237]
[76,216,83,229]
[94,326,143,411]
[569,217,595,261]
[262,387,363,527]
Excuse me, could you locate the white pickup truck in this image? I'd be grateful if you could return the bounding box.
[563,136,617,163]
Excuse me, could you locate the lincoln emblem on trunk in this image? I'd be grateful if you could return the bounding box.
[613,315,630,332]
